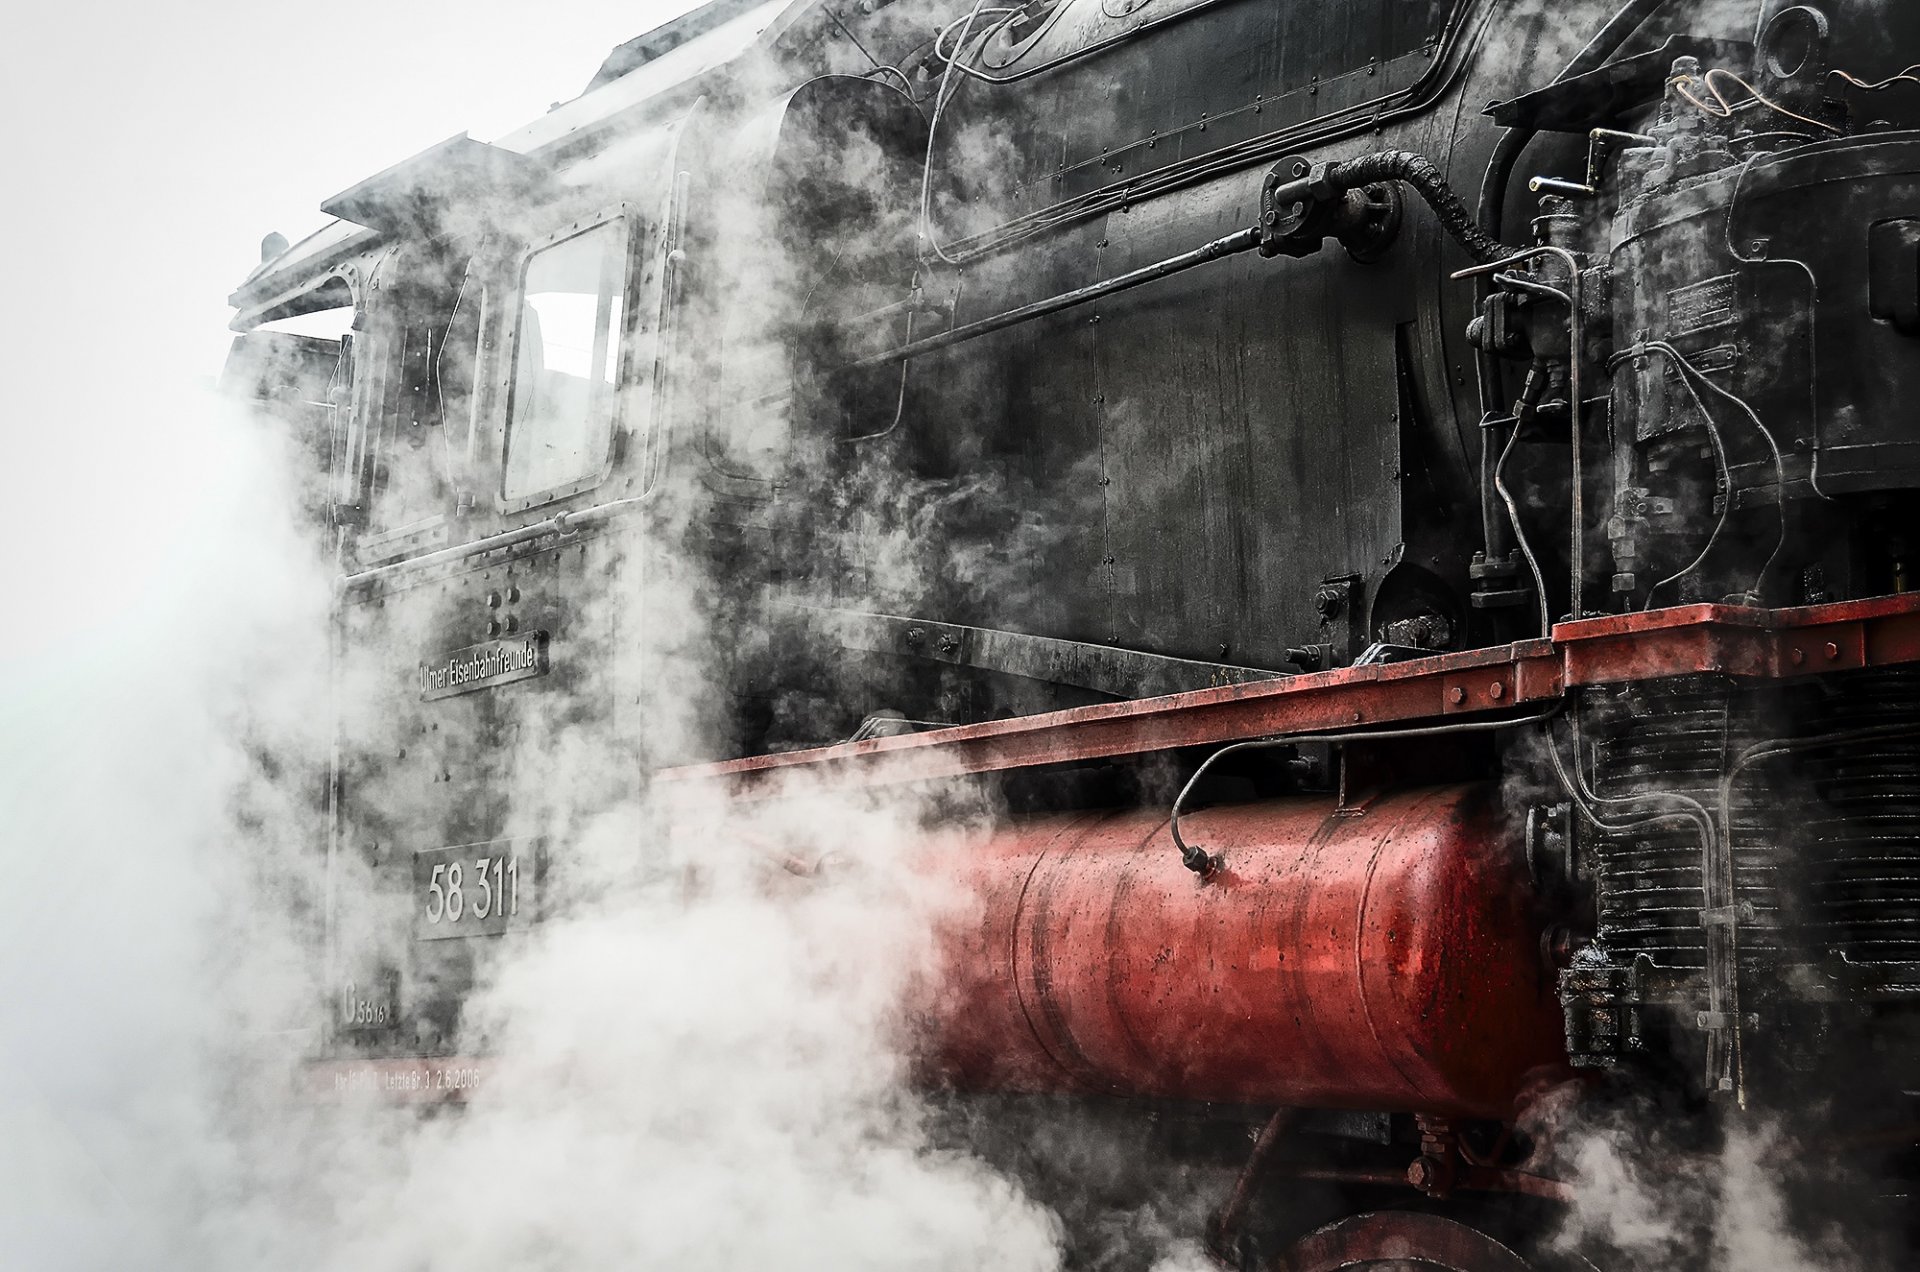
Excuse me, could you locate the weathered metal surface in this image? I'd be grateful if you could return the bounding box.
[917,785,1568,1118]
[660,594,1920,795]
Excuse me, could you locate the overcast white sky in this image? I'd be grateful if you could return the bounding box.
[5,0,705,384]
[0,2,705,657]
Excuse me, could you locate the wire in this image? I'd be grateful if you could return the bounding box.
[932,7,1022,66]
[1461,245,1588,620]
[1604,346,1734,609]
[1720,156,1833,503]
[1670,67,1841,135]
[843,306,916,443]
[1828,64,1920,92]
[1616,341,1789,602]
[1492,394,1553,636]
[1168,705,1563,875]
[918,0,1004,267]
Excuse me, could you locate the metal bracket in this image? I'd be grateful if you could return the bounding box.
[1261,156,1403,261]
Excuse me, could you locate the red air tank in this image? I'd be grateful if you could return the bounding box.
[920,784,1569,1118]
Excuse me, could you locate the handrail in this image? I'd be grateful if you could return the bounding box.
[336,496,650,591]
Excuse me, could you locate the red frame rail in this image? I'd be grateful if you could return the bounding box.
[660,596,1920,795]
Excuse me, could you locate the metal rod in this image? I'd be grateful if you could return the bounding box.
[1209,1108,1298,1264]
[336,496,650,590]
[845,227,1262,371]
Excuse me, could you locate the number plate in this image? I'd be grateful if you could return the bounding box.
[413,839,541,941]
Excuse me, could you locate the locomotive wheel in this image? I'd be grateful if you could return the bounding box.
[1277,1211,1536,1272]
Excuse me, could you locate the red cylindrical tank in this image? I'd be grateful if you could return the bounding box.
[919,784,1569,1118]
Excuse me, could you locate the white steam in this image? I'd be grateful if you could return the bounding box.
[0,4,1072,1270]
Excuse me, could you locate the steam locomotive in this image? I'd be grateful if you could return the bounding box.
[224,0,1920,1265]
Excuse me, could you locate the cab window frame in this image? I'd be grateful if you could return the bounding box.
[496,208,641,515]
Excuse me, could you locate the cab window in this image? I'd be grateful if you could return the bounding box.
[502,221,630,503]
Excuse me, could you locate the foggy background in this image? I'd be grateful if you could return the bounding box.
[0,1,713,1261]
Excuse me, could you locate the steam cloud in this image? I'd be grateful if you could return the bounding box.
[0,3,1076,1268]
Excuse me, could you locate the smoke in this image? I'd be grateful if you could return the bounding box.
[1543,1107,1877,1272]
[0,4,1083,1271]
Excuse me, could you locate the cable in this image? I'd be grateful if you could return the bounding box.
[1611,340,1788,602]
[1828,64,1920,92]
[1458,246,1588,619]
[1168,705,1562,875]
[1670,67,1842,135]
[1492,384,1553,636]
[843,306,916,443]
[1604,347,1733,608]
[932,7,1021,66]
[918,0,1002,267]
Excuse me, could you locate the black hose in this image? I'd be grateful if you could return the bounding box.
[1321,150,1513,265]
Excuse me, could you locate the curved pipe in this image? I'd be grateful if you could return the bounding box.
[1268,150,1515,264]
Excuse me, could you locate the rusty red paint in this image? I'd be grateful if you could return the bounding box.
[915,786,1569,1118]
[659,594,1920,796]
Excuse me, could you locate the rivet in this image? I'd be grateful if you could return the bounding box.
[506,585,521,603]
[1790,646,1806,665]
[486,591,502,608]
[487,619,502,637]
[1824,641,1841,660]
[505,616,520,634]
